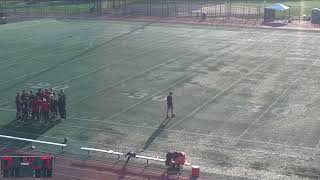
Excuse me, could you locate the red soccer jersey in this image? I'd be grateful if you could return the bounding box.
[41,102,50,112]
[31,99,40,112]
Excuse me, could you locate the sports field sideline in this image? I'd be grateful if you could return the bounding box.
[0,19,320,179]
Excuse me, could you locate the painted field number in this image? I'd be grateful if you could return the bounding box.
[125,92,167,102]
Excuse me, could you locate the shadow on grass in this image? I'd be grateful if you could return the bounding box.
[0,119,63,149]
[141,117,172,151]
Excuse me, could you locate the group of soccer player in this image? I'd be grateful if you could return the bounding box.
[15,88,67,123]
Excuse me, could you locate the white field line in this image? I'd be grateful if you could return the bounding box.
[0,107,318,153]
[70,29,274,105]
[0,32,115,72]
[238,59,319,139]
[167,39,293,131]
[0,21,161,84]
[70,56,188,105]
[105,74,193,123]
[51,29,277,121]
[0,28,187,104]
[0,21,141,58]
[1,22,269,106]
[0,40,178,106]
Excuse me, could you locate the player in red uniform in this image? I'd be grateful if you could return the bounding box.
[31,97,41,121]
[41,99,50,124]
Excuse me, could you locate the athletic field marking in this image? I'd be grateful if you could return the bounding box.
[72,34,255,120]
[0,29,183,101]
[167,40,293,131]
[0,106,317,152]
[1,122,319,164]
[161,30,278,131]
[0,26,262,104]
[98,74,193,123]
[146,138,309,161]
[51,35,184,86]
[0,22,119,60]
[238,57,320,139]
[125,92,167,102]
[71,27,270,105]
[0,37,166,105]
[1,121,317,164]
[0,28,156,71]
[0,39,89,70]
[32,62,114,88]
[0,46,90,87]
[70,55,190,104]
[12,21,176,65]
[0,20,54,32]
[0,38,92,68]
[0,20,160,88]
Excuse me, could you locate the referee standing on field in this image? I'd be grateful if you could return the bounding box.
[166,91,175,118]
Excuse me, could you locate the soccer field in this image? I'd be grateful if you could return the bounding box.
[1,19,320,178]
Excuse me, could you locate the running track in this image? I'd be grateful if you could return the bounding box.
[0,149,200,180]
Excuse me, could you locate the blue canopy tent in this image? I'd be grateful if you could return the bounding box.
[264,3,290,24]
[268,3,289,11]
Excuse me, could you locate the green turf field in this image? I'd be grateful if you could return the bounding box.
[1,19,320,178]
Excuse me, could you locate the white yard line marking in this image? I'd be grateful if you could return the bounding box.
[238,58,319,139]
[167,40,292,131]
[0,21,161,87]
[69,29,274,124]
[108,74,193,123]
[69,26,271,105]
[0,21,117,59]
[0,43,173,105]
[1,108,318,155]
[0,106,318,154]
[70,56,190,105]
